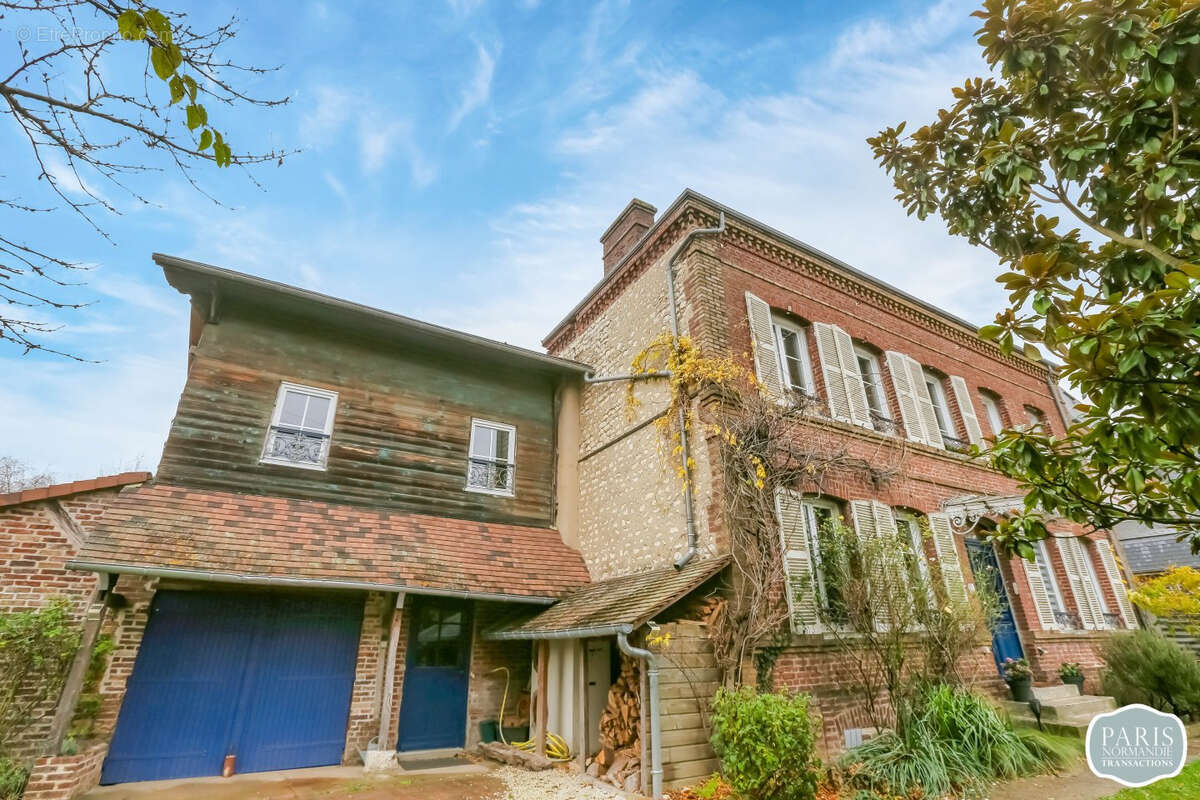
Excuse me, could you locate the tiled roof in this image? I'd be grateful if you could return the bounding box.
[0,472,152,508]
[70,484,591,602]
[489,555,730,638]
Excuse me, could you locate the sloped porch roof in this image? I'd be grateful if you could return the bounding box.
[68,483,591,604]
[487,555,730,639]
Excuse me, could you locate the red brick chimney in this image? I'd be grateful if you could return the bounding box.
[600,198,656,274]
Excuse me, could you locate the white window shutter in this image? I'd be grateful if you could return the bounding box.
[928,513,968,605]
[814,323,852,423]
[745,292,784,401]
[850,500,887,628]
[906,357,945,449]
[872,501,910,621]
[1058,537,1101,629]
[1023,551,1058,630]
[775,489,820,633]
[1095,539,1138,628]
[885,351,924,445]
[949,376,984,446]
[833,326,873,429]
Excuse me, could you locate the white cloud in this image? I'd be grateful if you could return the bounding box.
[449,42,499,131]
[427,0,1001,350]
[446,0,486,17]
[300,85,435,186]
[0,351,182,481]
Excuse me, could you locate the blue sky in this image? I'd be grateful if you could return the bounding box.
[2,0,1001,481]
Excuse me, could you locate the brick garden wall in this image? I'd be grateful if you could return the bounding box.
[20,742,108,800]
[0,487,129,761]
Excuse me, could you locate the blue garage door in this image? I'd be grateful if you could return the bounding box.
[101,591,363,784]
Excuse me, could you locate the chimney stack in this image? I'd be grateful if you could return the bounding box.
[600,198,656,274]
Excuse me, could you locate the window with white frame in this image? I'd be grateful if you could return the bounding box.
[261,382,338,469]
[893,511,932,603]
[1034,539,1072,627]
[802,497,847,621]
[923,371,960,448]
[466,419,516,496]
[979,390,1005,437]
[1024,405,1048,430]
[771,316,815,396]
[854,345,892,430]
[1079,543,1117,627]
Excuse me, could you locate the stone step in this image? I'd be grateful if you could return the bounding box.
[1010,715,1089,739]
[662,756,720,784]
[1033,684,1081,702]
[1040,695,1117,720]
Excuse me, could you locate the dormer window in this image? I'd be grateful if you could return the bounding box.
[466,419,516,496]
[261,382,338,470]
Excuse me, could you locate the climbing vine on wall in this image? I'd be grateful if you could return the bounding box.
[627,334,907,687]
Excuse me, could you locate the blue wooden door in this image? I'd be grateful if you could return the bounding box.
[396,597,472,751]
[965,539,1025,671]
[101,591,362,784]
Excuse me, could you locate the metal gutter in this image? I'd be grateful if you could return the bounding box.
[618,632,663,800]
[485,622,635,641]
[668,212,725,569]
[153,253,593,375]
[64,561,560,606]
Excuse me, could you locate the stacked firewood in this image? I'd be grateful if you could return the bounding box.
[586,654,642,793]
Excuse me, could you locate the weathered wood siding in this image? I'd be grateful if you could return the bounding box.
[156,306,560,527]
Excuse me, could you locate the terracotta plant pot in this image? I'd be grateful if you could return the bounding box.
[1008,675,1033,702]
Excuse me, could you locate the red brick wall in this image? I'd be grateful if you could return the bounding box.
[94,575,158,740]
[0,488,129,761]
[343,592,386,762]
[466,602,534,748]
[770,641,1003,755]
[20,742,108,800]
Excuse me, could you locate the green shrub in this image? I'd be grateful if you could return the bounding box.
[0,756,28,800]
[710,686,820,800]
[0,598,82,753]
[842,684,1078,797]
[1100,630,1200,718]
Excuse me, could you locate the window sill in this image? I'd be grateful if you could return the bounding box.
[465,485,516,498]
[259,456,328,471]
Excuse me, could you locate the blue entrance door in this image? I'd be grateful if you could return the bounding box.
[396,597,472,751]
[101,591,362,784]
[965,538,1025,672]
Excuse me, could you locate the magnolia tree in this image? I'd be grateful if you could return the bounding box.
[870,0,1200,557]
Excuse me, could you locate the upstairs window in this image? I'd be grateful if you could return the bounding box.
[1024,405,1048,430]
[979,390,1005,437]
[466,419,516,496]
[262,383,338,470]
[854,345,893,433]
[772,316,815,396]
[923,371,963,450]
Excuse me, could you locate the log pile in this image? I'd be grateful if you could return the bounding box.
[585,653,643,793]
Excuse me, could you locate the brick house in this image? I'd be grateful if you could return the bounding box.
[5,190,1146,799]
[541,190,1141,755]
[20,255,599,792]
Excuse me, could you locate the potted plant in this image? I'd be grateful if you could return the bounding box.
[1059,661,1085,691]
[1003,657,1034,701]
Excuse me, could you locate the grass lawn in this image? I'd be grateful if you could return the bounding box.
[1102,761,1200,799]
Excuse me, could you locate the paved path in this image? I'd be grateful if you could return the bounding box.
[84,765,506,800]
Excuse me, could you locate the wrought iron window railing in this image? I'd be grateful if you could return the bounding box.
[467,457,515,493]
[1054,610,1083,630]
[942,433,971,453]
[263,426,330,467]
[1102,612,1124,629]
[869,411,897,434]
